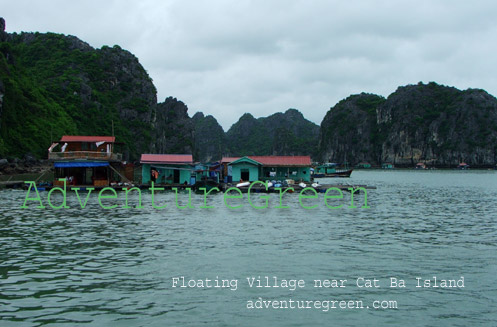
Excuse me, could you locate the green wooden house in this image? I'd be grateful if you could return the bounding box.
[141,154,194,185]
[227,156,312,182]
[356,162,372,169]
[381,162,394,169]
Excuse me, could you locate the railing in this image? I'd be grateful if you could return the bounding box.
[48,151,122,161]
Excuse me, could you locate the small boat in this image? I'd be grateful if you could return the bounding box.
[415,162,427,169]
[313,169,353,178]
[313,163,353,178]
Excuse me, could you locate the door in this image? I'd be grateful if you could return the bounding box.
[173,169,180,184]
[241,169,250,181]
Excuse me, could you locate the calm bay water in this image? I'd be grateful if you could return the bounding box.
[1,170,496,326]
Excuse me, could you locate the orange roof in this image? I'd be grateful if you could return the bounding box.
[60,135,115,143]
[140,154,193,164]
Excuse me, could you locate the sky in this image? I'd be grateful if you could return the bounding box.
[2,0,497,130]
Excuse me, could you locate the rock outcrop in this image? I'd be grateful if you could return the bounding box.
[226,108,320,157]
[192,112,226,162]
[319,82,497,167]
[0,22,157,160]
[319,93,385,164]
[152,97,194,155]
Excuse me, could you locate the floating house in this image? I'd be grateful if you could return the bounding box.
[140,154,194,185]
[48,135,128,187]
[356,162,372,169]
[381,162,394,169]
[225,156,312,182]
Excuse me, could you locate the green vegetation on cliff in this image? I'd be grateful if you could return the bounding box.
[319,82,497,167]
[192,112,226,162]
[0,31,157,159]
[226,109,320,157]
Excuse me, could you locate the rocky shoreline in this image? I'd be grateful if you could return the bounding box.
[0,155,52,175]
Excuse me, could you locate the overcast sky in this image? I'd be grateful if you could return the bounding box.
[3,0,497,130]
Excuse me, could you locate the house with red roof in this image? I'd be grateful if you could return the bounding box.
[223,156,312,182]
[48,135,129,187]
[140,154,194,185]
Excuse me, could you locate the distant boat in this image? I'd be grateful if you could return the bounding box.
[313,169,353,178]
[457,162,470,170]
[313,163,353,178]
[415,162,427,169]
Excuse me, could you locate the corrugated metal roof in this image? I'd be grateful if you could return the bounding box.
[249,156,311,166]
[60,135,116,143]
[140,154,193,164]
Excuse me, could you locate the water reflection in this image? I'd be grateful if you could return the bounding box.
[0,170,496,326]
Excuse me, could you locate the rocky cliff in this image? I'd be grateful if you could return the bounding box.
[226,109,320,157]
[319,93,385,164]
[192,112,225,162]
[0,17,6,147]
[320,82,497,167]
[0,25,157,159]
[152,97,194,155]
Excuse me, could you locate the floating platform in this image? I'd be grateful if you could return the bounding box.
[228,183,376,193]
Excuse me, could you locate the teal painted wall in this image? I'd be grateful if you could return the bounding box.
[141,164,192,184]
[260,166,310,182]
[142,164,151,184]
[231,163,260,182]
[316,166,336,174]
[231,164,311,182]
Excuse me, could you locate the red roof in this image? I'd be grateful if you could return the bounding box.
[228,155,311,166]
[140,154,193,164]
[249,156,311,166]
[60,135,115,143]
[221,156,241,163]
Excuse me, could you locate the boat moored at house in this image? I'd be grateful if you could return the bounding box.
[313,163,353,178]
